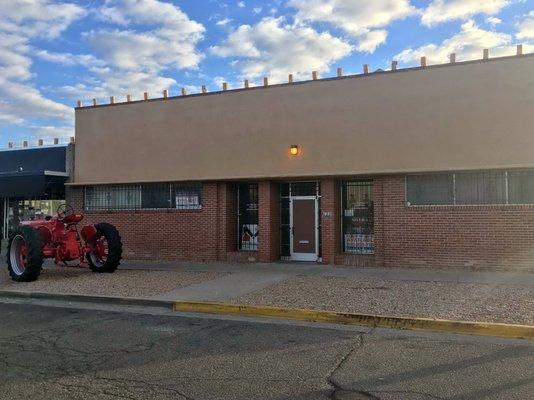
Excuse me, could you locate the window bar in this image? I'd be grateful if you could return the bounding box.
[505,171,509,205]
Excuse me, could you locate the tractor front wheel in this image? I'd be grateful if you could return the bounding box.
[87,223,122,273]
[7,226,44,282]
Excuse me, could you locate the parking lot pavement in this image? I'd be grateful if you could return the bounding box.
[0,300,532,400]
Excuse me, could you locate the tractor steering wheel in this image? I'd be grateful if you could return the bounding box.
[57,203,74,221]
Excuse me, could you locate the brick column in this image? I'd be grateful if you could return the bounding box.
[216,182,238,261]
[320,179,340,264]
[258,181,280,262]
[373,177,386,267]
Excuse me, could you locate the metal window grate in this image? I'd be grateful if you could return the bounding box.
[173,183,202,210]
[342,181,374,254]
[406,169,534,206]
[406,174,453,205]
[237,183,259,251]
[84,183,202,211]
[455,171,507,205]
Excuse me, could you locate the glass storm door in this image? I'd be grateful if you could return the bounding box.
[290,197,318,261]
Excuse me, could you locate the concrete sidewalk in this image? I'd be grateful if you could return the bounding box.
[121,260,534,286]
[1,256,533,325]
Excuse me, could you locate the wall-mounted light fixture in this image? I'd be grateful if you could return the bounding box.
[290,145,299,156]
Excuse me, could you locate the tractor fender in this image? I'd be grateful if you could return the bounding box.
[37,226,53,245]
[80,225,98,244]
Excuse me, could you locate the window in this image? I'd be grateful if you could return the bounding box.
[406,169,534,206]
[84,182,202,211]
[141,183,171,209]
[406,174,453,205]
[237,183,258,251]
[342,181,374,254]
[173,183,202,210]
[85,185,141,211]
[455,171,506,205]
[508,170,534,204]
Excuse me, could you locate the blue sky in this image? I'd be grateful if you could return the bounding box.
[0,0,532,147]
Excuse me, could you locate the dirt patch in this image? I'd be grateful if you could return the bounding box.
[231,276,534,325]
[0,265,225,298]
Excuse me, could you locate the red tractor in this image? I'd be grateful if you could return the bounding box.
[6,204,122,282]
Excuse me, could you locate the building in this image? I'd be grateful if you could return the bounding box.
[1,144,72,240]
[68,51,534,270]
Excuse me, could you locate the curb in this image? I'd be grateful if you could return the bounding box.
[1,291,532,340]
[173,301,534,340]
[0,290,174,309]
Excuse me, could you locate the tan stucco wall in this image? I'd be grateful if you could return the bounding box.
[73,55,534,185]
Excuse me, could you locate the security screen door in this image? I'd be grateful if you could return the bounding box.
[290,197,318,261]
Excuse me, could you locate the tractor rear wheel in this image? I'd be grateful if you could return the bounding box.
[7,226,43,282]
[87,223,122,273]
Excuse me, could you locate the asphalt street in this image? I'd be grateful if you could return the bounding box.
[0,300,532,400]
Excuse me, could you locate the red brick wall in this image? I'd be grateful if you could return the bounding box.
[68,176,534,270]
[323,176,534,270]
[67,183,229,262]
[381,176,534,270]
[320,179,339,264]
[258,181,280,262]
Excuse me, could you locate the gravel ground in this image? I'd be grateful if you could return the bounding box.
[0,264,225,298]
[231,276,534,325]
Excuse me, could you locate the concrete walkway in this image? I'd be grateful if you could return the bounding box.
[118,260,534,303]
[152,270,292,301]
[122,260,534,286]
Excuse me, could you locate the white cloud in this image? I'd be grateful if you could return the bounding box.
[356,29,388,53]
[216,18,233,26]
[253,7,262,14]
[56,70,177,102]
[88,0,205,73]
[30,125,74,139]
[40,0,206,105]
[0,0,86,38]
[516,11,534,40]
[211,17,353,82]
[237,1,245,8]
[486,16,502,26]
[395,20,513,66]
[35,50,105,68]
[289,0,415,53]
[0,79,73,124]
[0,1,82,129]
[421,0,510,27]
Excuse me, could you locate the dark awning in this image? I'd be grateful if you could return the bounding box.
[0,171,68,198]
[0,146,67,173]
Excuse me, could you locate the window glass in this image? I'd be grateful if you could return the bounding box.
[85,183,201,210]
[342,181,374,254]
[237,183,259,251]
[279,183,291,257]
[141,183,171,209]
[173,183,202,210]
[109,185,141,209]
[406,174,454,205]
[290,182,317,196]
[85,185,141,210]
[455,171,507,205]
[508,170,534,204]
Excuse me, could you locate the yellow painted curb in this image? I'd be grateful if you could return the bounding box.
[173,301,534,340]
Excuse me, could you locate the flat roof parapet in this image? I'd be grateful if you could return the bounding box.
[74,47,532,110]
[2,137,74,151]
